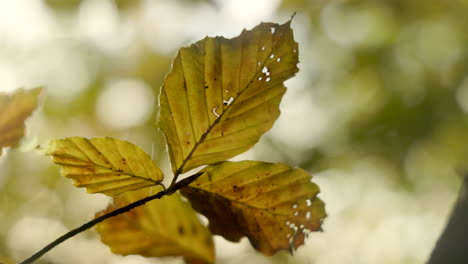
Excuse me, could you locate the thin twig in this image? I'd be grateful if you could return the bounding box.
[19,172,203,264]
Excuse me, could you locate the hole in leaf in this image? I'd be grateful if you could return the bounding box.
[223,97,234,106]
[270,54,275,59]
[266,77,271,82]
[270,27,276,34]
[212,107,220,117]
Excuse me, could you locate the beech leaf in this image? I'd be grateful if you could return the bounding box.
[96,187,214,263]
[180,161,326,255]
[40,137,164,196]
[0,87,41,156]
[159,20,298,174]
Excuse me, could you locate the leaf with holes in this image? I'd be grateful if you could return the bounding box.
[0,87,41,156]
[96,187,214,263]
[159,20,298,174]
[40,137,164,196]
[180,161,326,255]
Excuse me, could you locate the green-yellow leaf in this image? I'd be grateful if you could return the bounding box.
[40,137,164,196]
[96,187,214,263]
[0,87,41,156]
[180,161,326,255]
[159,20,298,174]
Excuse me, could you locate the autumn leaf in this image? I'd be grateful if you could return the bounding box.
[159,20,298,174]
[40,137,164,196]
[96,187,214,263]
[0,87,42,156]
[180,161,326,255]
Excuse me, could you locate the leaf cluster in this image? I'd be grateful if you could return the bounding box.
[3,19,326,264]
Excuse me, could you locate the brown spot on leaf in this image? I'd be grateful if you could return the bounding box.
[178,225,185,235]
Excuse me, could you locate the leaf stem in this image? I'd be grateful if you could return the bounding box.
[18,172,203,264]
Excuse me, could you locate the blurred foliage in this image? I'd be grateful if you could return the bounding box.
[279,0,468,187]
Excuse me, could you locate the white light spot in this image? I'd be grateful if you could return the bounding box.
[306,199,312,207]
[223,96,234,106]
[258,77,263,81]
[262,66,269,74]
[225,90,229,93]
[294,211,299,216]
[257,62,261,66]
[300,224,304,229]
[212,107,220,117]
[306,211,311,220]
[270,54,275,59]
[286,221,291,225]
[266,77,271,82]
[292,204,298,209]
[96,79,154,129]
[277,58,281,62]
[270,27,276,34]
[293,49,297,53]
[261,46,265,51]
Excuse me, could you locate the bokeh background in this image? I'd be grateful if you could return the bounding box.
[1,0,468,263]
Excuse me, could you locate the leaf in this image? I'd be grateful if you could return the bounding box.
[0,87,41,156]
[96,187,214,263]
[159,20,298,174]
[40,137,164,196]
[180,161,326,255]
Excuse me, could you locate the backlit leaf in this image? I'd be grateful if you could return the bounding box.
[40,137,164,196]
[159,20,298,174]
[181,161,326,255]
[0,87,41,156]
[96,187,214,263]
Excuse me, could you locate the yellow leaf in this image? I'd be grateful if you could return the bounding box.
[180,161,326,255]
[96,187,214,263]
[159,20,298,174]
[40,137,164,196]
[0,87,41,156]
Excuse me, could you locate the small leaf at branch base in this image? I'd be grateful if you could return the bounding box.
[181,161,326,255]
[0,87,42,156]
[96,188,214,263]
[40,137,164,196]
[159,20,298,174]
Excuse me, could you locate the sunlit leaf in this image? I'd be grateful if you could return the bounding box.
[40,137,164,196]
[0,87,41,156]
[159,20,298,174]
[96,187,214,263]
[181,161,326,255]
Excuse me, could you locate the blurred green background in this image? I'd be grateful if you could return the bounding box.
[1,0,468,263]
